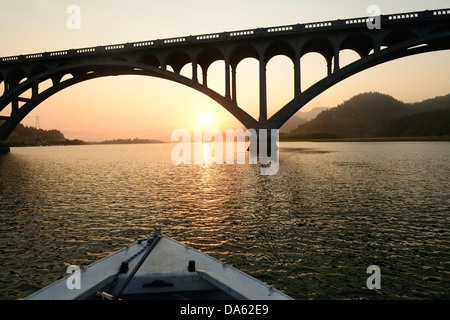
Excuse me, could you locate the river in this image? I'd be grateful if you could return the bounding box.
[0,141,449,299]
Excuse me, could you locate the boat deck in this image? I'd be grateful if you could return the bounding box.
[25,232,292,300]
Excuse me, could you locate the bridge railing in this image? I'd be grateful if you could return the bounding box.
[1,8,449,65]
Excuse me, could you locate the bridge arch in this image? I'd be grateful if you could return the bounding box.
[266,54,295,114]
[301,36,335,61]
[59,73,75,82]
[229,44,260,68]
[264,40,296,65]
[0,60,258,140]
[51,63,75,84]
[197,47,225,68]
[196,47,226,86]
[164,50,192,74]
[6,67,27,87]
[340,33,376,58]
[227,44,260,108]
[381,29,418,47]
[136,53,161,68]
[268,30,450,130]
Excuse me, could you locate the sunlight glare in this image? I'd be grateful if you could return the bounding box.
[195,114,214,131]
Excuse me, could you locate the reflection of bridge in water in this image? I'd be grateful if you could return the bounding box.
[1,8,450,152]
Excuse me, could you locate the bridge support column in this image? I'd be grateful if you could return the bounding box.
[231,64,237,103]
[0,141,10,153]
[12,100,19,115]
[294,56,301,96]
[334,48,340,72]
[225,60,231,99]
[259,59,267,123]
[32,84,39,97]
[327,58,332,76]
[202,69,208,87]
[192,61,198,82]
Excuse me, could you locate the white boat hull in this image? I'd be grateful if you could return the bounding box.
[25,231,292,300]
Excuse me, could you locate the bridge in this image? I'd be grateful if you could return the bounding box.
[1,8,450,152]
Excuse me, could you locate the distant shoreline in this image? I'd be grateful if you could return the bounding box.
[9,139,167,148]
[92,138,166,145]
[279,135,450,142]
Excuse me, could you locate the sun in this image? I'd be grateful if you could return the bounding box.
[195,114,214,130]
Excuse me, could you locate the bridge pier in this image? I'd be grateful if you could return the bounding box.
[294,55,301,96]
[259,59,267,123]
[334,48,340,72]
[225,60,231,99]
[0,141,10,153]
[192,61,198,82]
[231,65,237,103]
[247,129,278,158]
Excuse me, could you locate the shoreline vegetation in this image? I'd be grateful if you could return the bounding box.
[8,137,166,148]
[9,135,450,148]
[4,124,166,147]
[4,91,450,147]
[279,133,450,142]
[94,138,165,145]
[283,92,450,141]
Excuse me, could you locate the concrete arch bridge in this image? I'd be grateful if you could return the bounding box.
[1,8,450,152]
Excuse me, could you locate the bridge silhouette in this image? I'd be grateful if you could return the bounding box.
[1,8,450,152]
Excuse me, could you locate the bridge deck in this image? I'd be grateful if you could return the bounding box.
[1,8,449,65]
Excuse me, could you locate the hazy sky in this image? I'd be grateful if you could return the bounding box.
[1,0,450,141]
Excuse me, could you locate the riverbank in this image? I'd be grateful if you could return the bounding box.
[279,134,450,142]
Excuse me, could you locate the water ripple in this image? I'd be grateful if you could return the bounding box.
[0,142,449,299]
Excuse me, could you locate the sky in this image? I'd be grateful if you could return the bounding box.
[1,0,450,141]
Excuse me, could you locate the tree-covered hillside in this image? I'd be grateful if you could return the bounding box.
[287,92,450,139]
[5,123,86,146]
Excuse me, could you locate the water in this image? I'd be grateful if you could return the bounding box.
[0,141,449,300]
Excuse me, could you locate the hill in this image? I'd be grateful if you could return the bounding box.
[2,122,166,146]
[99,138,164,144]
[5,123,86,146]
[285,92,450,139]
[280,107,328,133]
